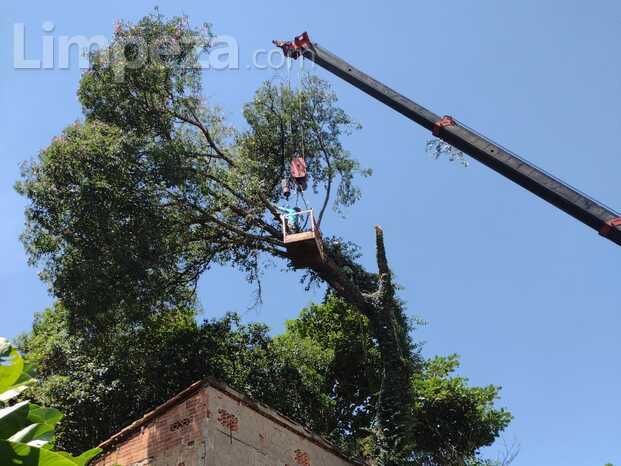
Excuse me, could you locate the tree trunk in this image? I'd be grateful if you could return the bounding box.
[307,227,415,463]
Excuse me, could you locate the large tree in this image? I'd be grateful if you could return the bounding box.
[17,12,509,464]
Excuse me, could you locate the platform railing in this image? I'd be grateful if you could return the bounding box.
[280,209,316,240]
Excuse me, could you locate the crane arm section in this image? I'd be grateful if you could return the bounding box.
[274,33,621,247]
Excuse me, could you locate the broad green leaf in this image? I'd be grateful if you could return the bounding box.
[0,400,30,439]
[0,361,35,402]
[0,440,98,466]
[52,448,102,465]
[0,381,32,403]
[21,363,37,379]
[0,339,24,394]
[69,448,102,466]
[0,368,35,402]
[13,366,35,385]
[27,405,63,427]
[9,423,55,448]
[0,337,100,464]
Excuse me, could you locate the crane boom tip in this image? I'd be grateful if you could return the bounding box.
[273,32,312,58]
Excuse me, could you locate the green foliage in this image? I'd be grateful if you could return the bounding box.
[18,303,332,454]
[0,337,100,465]
[275,295,382,450]
[426,139,469,167]
[409,355,512,464]
[240,75,369,213]
[19,299,510,465]
[0,338,31,403]
[278,297,511,465]
[0,442,98,466]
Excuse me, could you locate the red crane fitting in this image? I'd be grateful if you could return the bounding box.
[273,32,312,59]
[599,217,621,237]
[432,115,456,137]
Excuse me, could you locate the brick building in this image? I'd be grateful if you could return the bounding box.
[92,378,365,466]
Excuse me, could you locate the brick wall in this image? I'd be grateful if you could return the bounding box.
[92,380,361,466]
[93,386,209,466]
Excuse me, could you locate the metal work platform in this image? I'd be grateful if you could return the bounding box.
[281,209,325,268]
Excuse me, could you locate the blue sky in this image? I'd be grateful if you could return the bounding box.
[1,1,620,464]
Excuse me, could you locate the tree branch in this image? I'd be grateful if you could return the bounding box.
[170,109,235,166]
